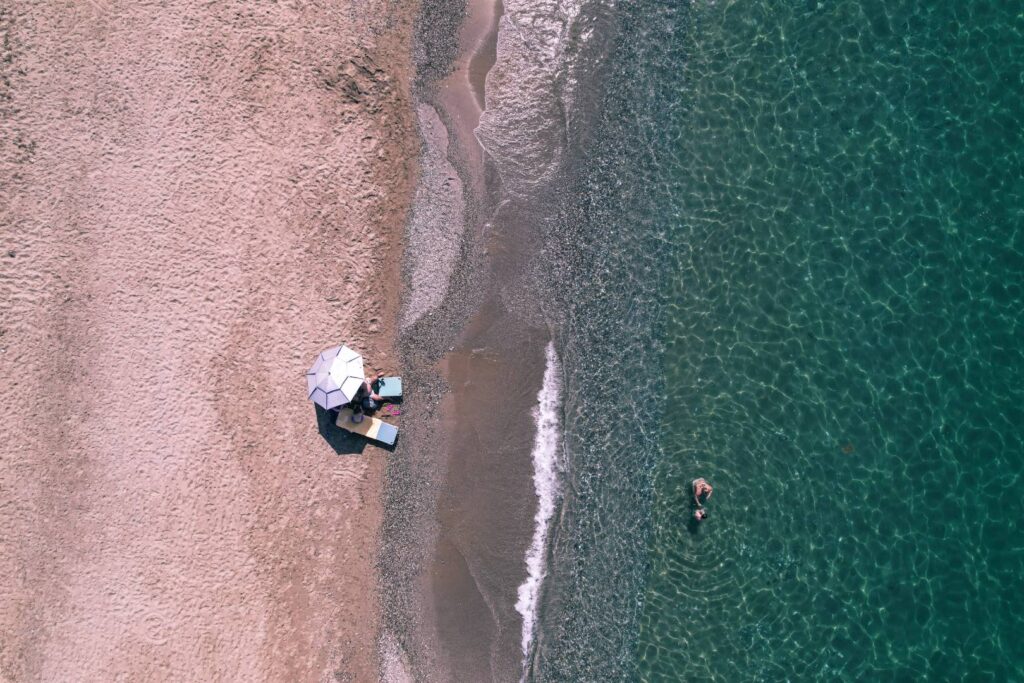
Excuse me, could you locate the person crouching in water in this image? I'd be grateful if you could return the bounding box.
[692,477,713,522]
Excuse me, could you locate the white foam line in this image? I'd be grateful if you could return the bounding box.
[516,340,563,679]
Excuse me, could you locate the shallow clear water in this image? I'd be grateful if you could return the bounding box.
[532,0,1024,680]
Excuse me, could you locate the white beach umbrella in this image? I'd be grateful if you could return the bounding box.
[306,345,365,410]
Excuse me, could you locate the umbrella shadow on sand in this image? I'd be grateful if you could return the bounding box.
[314,405,396,455]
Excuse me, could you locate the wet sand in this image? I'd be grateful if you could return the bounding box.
[430,309,546,682]
[0,2,416,680]
[400,0,496,333]
[389,0,552,678]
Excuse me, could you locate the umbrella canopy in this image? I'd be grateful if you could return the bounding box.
[306,345,365,409]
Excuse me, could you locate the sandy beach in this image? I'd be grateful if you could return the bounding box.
[0,2,416,680]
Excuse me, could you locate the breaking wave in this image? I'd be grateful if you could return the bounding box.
[515,341,563,677]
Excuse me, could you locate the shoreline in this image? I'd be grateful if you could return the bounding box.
[401,0,628,677]
[382,0,564,678]
[0,2,418,680]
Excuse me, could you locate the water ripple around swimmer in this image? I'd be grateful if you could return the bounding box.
[635,0,1024,681]
[505,0,1022,679]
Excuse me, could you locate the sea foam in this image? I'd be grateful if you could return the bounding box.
[516,341,563,677]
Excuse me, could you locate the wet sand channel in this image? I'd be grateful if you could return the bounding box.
[384,0,554,679]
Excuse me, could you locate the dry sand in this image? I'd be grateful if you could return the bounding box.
[0,2,417,681]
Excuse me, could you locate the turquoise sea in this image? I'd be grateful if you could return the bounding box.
[534,1,1023,680]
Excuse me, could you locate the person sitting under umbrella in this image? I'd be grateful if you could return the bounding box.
[352,372,385,413]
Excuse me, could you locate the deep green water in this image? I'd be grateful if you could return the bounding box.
[636,1,1024,680]
[532,0,1023,680]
